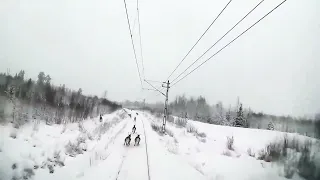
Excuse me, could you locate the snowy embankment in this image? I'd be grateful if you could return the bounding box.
[143,112,320,180]
[0,108,207,180]
[80,109,207,180]
[0,110,128,180]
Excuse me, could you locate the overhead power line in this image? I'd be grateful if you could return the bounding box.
[166,0,233,80]
[123,0,143,88]
[144,80,165,96]
[144,79,163,84]
[132,11,138,33]
[171,0,265,83]
[137,0,145,79]
[171,0,288,88]
[142,87,157,91]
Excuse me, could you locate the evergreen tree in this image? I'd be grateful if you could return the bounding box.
[225,107,233,126]
[234,103,245,127]
[267,121,274,130]
[226,109,231,122]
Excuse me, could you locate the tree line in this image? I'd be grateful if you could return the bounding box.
[168,95,248,127]
[125,94,320,139]
[169,95,320,138]
[0,70,121,125]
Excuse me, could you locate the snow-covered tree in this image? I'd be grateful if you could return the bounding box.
[186,97,196,119]
[234,103,247,127]
[196,96,210,122]
[4,85,24,126]
[224,106,233,126]
[267,121,274,130]
[315,113,320,138]
[215,101,224,121]
[226,108,231,122]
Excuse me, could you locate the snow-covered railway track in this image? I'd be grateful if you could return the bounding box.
[141,117,151,180]
[113,110,150,180]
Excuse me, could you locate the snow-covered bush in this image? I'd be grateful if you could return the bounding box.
[261,135,303,162]
[257,148,268,161]
[118,112,126,119]
[11,167,35,180]
[151,122,162,132]
[283,162,296,179]
[87,132,94,141]
[257,135,320,180]
[297,142,319,180]
[78,122,85,133]
[155,112,162,118]
[95,122,111,136]
[267,143,282,161]
[12,163,17,170]
[48,164,54,173]
[199,138,206,143]
[167,115,174,123]
[196,132,206,138]
[65,141,83,157]
[32,120,40,132]
[175,117,187,127]
[79,143,87,151]
[257,143,281,162]
[247,148,255,157]
[186,124,198,134]
[77,134,87,144]
[286,136,303,152]
[53,150,65,167]
[22,168,35,179]
[281,140,319,180]
[76,134,88,150]
[226,136,234,151]
[10,129,17,139]
[222,150,232,157]
[315,119,320,139]
[150,121,173,136]
[0,100,5,123]
[61,123,67,134]
[13,123,19,129]
[165,128,174,137]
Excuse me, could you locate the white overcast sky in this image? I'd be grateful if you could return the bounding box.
[0,0,319,117]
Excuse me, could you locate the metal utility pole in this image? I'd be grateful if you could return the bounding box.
[161,80,170,132]
[143,79,170,132]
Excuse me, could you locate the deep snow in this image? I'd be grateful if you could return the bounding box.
[143,112,320,180]
[0,109,319,180]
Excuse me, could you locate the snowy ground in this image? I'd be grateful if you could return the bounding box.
[143,112,320,180]
[0,109,319,180]
[0,110,129,180]
[0,109,206,180]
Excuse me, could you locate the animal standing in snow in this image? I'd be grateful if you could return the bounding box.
[134,134,141,146]
[132,125,136,134]
[124,134,131,146]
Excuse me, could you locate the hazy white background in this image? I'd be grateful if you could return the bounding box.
[0,0,319,117]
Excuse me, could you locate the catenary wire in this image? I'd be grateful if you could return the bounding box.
[171,0,288,87]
